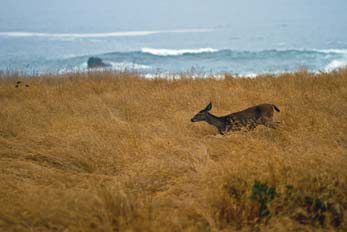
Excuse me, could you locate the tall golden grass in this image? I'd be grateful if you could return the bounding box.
[0,70,347,231]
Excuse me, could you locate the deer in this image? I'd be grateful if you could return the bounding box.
[191,102,280,135]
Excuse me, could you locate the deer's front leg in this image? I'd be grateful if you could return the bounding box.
[220,123,234,135]
[218,129,225,135]
[259,117,279,129]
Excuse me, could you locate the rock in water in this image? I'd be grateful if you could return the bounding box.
[87,57,111,69]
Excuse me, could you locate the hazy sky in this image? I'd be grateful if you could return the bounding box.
[1,0,347,32]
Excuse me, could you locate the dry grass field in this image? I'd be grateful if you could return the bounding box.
[0,70,347,231]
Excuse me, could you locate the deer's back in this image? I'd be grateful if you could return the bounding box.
[227,104,275,120]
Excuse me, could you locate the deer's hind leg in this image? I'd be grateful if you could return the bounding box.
[246,119,257,130]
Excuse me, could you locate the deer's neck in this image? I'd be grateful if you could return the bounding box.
[206,112,226,130]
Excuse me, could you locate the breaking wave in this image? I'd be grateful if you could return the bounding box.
[314,49,347,55]
[141,48,219,56]
[324,59,347,72]
[56,61,151,75]
[2,48,347,76]
[0,28,212,38]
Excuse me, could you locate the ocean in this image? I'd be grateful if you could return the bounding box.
[1,2,347,77]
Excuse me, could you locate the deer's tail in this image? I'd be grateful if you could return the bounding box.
[272,105,280,112]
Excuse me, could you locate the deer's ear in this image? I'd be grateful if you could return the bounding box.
[205,102,212,111]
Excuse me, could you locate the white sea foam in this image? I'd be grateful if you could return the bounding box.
[314,49,347,55]
[57,61,151,74]
[108,62,151,70]
[240,73,258,78]
[143,73,181,79]
[0,31,157,38]
[0,28,212,38]
[324,59,347,72]
[142,73,225,80]
[141,48,219,56]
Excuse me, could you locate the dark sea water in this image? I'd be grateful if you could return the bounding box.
[1,1,347,77]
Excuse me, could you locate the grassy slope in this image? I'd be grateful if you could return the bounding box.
[0,70,347,231]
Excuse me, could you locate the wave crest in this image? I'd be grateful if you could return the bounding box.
[324,59,347,72]
[141,48,219,56]
[314,49,347,55]
[0,28,212,38]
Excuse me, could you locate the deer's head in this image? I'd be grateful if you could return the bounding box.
[191,102,212,122]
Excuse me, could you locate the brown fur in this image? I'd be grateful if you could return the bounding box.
[227,104,280,132]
